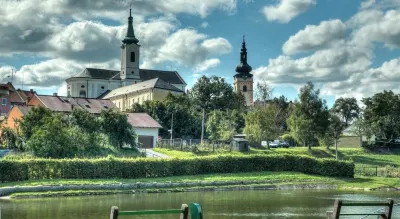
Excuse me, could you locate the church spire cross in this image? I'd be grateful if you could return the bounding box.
[122,7,139,45]
[234,36,252,76]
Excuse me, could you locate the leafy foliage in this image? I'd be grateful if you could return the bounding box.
[332,97,360,127]
[189,75,246,111]
[362,90,400,149]
[0,154,355,182]
[100,109,137,149]
[244,105,280,145]
[287,82,329,148]
[206,110,237,141]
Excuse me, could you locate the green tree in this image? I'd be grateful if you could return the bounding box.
[0,127,18,150]
[287,82,329,149]
[17,107,53,140]
[100,109,137,149]
[287,106,314,147]
[206,110,237,141]
[24,114,78,158]
[244,105,280,146]
[271,95,291,132]
[190,75,246,111]
[332,97,360,127]
[255,79,273,102]
[362,90,400,150]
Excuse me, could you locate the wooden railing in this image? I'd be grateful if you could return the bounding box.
[110,203,203,219]
[327,199,394,219]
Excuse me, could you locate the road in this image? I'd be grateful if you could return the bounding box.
[140,149,169,158]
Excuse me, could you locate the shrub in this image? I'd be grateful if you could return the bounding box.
[0,155,354,183]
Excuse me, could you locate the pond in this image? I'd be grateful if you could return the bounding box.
[0,190,399,219]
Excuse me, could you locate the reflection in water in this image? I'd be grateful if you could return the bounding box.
[0,190,399,219]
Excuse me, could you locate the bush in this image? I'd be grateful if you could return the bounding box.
[0,155,354,182]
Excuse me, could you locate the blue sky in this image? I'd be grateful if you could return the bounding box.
[1,0,400,107]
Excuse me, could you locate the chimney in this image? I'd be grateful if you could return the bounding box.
[53,93,57,96]
[30,89,33,92]
[71,104,74,110]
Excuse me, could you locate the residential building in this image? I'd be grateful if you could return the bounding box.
[233,36,254,106]
[103,78,184,111]
[65,9,186,99]
[0,82,35,120]
[3,93,116,130]
[127,113,162,148]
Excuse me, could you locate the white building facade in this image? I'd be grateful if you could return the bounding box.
[65,9,186,99]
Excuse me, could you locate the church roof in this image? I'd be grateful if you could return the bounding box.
[67,68,186,85]
[104,78,183,99]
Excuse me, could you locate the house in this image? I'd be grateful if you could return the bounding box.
[0,82,35,120]
[103,78,184,111]
[3,93,116,130]
[65,9,186,99]
[3,105,30,131]
[27,93,116,114]
[127,113,162,148]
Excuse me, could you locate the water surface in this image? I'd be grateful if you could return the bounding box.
[1,190,399,219]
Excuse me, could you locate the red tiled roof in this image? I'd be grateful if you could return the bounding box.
[34,95,117,114]
[127,113,162,128]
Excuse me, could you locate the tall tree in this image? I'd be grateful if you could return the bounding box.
[206,110,237,141]
[255,79,273,102]
[362,90,400,150]
[271,95,291,132]
[190,75,246,111]
[100,109,137,148]
[244,105,280,146]
[332,97,360,127]
[287,82,330,149]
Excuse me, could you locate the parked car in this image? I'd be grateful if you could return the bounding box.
[279,141,290,148]
[269,141,280,148]
[268,140,290,148]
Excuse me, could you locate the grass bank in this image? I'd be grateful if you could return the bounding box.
[154,147,400,167]
[1,171,399,198]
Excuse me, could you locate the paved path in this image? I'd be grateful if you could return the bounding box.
[141,149,169,158]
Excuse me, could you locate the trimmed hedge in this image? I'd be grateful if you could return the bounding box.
[0,155,354,182]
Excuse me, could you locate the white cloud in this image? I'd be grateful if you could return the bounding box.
[254,40,371,86]
[194,58,221,73]
[143,29,232,68]
[360,0,376,9]
[201,22,209,28]
[262,0,316,23]
[350,9,400,49]
[57,82,68,96]
[282,20,346,55]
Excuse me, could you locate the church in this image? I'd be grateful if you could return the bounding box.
[65,9,186,99]
[234,37,254,106]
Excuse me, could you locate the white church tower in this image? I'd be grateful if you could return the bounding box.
[120,9,140,81]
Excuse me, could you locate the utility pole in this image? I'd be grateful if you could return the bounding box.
[170,113,174,141]
[201,108,205,144]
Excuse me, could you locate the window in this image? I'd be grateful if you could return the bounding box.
[79,90,86,98]
[243,85,247,92]
[130,52,135,62]
[2,98,7,105]
[81,85,85,88]
[118,102,121,108]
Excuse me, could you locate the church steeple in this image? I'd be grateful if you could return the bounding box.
[235,35,253,77]
[122,8,139,45]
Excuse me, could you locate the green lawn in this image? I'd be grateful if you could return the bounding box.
[154,147,400,167]
[2,171,399,196]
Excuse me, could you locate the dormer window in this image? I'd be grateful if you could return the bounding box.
[130,52,135,62]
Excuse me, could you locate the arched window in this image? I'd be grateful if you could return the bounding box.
[243,85,247,92]
[79,90,86,98]
[130,52,135,62]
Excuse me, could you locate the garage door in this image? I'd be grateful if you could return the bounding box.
[138,135,154,148]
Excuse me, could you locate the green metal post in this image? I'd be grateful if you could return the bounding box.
[190,203,203,219]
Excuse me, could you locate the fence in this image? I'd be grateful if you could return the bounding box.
[355,166,400,177]
[157,139,230,152]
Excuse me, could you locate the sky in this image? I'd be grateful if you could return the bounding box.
[1,0,400,107]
